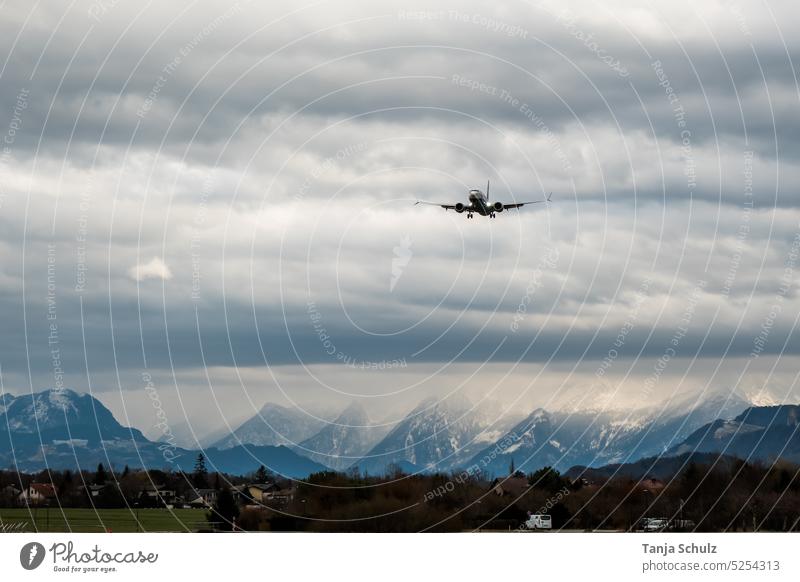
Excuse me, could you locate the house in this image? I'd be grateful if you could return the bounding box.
[245,483,275,503]
[263,488,294,504]
[1,484,21,496]
[188,488,219,507]
[80,484,109,498]
[229,485,248,504]
[232,483,294,507]
[18,483,57,506]
[0,484,21,504]
[490,475,530,498]
[136,483,176,506]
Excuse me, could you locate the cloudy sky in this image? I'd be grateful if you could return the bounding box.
[1,0,799,443]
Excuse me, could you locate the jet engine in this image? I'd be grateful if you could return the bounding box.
[455,202,466,213]
[493,201,504,212]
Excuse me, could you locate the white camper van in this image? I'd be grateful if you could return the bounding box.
[523,514,552,530]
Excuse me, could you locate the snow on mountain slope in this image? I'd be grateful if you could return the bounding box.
[0,388,147,442]
[293,402,389,470]
[0,389,332,477]
[668,405,800,463]
[356,395,493,474]
[212,403,328,450]
[466,388,761,475]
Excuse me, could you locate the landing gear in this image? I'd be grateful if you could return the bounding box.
[467,213,473,219]
[490,213,496,219]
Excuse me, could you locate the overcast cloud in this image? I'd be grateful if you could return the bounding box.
[1,0,800,438]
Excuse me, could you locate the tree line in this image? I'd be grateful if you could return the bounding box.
[3,453,800,532]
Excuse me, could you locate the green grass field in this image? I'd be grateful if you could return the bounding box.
[0,507,209,532]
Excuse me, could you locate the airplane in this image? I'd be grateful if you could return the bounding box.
[414,181,551,219]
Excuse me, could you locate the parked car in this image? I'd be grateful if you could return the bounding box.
[640,518,669,532]
[523,514,552,530]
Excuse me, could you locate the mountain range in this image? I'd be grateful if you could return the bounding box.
[667,405,800,463]
[292,402,390,471]
[211,402,329,450]
[1,388,798,479]
[466,390,756,475]
[0,389,326,477]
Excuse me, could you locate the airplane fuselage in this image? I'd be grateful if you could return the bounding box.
[466,189,496,218]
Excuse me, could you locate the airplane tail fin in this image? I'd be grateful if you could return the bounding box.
[486,179,490,199]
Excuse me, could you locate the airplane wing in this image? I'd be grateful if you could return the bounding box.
[415,201,458,211]
[502,192,552,210]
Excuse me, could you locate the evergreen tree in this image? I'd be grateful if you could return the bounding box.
[528,466,562,492]
[509,457,516,476]
[95,463,107,485]
[255,465,269,484]
[59,470,73,496]
[193,453,208,488]
[208,488,240,531]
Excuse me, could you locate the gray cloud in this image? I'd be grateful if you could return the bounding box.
[2,0,800,434]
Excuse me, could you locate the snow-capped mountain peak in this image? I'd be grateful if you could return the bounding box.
[356,394,489,473]
[212,402,328,450]
[294,401,388,471]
